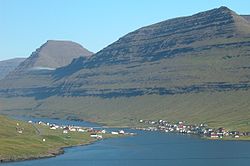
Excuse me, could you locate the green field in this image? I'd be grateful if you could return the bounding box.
[0,116,114,162]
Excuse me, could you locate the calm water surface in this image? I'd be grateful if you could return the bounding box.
[4,117,250,166]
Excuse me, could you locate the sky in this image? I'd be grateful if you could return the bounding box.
[0,0,250,61]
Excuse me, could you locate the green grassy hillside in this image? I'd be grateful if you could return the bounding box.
[0,115,112,162]
[1,89,249,132]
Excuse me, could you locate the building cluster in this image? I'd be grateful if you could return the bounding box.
[137,119,250,139]
[28,120,132,139]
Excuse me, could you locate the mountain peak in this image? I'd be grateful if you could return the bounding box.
[218,6,233,12]
[83,7,248,69]
[193,6,237,20]
[203,6,235,14]
[45,40,79,44]
[15,40,93,71]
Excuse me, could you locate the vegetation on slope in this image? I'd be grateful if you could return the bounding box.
[0,116,113,162]
[0,89,249,132]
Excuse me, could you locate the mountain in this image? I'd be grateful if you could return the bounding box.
[0,7,250,131]
[15,40,93,71]
[0,58,25,80]
[54,6,250,94]
[0,40,93,91]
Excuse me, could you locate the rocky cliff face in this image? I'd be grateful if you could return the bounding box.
[0,58,25,80]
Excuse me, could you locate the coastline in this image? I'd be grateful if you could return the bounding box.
[0,148,63,163]
[0,130,124,164]
[16,115,250,141]
[1,130,249,164]
[204,136,250,141]
[0,116,123,164]
[0,139,96,163]
[1,116,249,164]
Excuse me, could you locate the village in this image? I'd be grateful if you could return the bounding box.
[16,120,135,141]
[16,119,250,141]
[136,119,250,139]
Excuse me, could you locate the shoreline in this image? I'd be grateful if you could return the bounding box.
[1,116,249,164]
[1,130,249,164]
[0,132,123,164]
[0,140,96,164]
[13,115,250,140]
[0,116,127,164]
[138,128,250,142]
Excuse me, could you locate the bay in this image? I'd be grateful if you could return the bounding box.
[3,118,250,166]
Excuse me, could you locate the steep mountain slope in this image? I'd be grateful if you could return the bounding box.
[54,6,250,97]
[0,58,25,80]
[0,7,250,131]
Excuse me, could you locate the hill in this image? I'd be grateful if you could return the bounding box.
[0,115,114,162]
[0,7,250,131]
[0,58,25,80]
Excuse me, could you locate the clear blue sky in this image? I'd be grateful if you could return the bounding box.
[0,0,249,60]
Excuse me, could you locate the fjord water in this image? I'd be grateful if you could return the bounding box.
[4,118,250,166]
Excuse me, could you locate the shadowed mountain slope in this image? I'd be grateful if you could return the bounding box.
[0,58,25,80]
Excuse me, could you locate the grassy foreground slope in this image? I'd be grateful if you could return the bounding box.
[0,115,111,162]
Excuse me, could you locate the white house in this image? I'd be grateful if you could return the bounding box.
[78,128,86,132]
[90,134,103,139]
[63,127,69,134]
[50,126,57,130]
[210,132,219,138]
[69,128,76,132]
[101,130,106,134]
[234,135,240,138]
[63,130,68,134]
[111,131,119,135]
[119,130,125,134]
